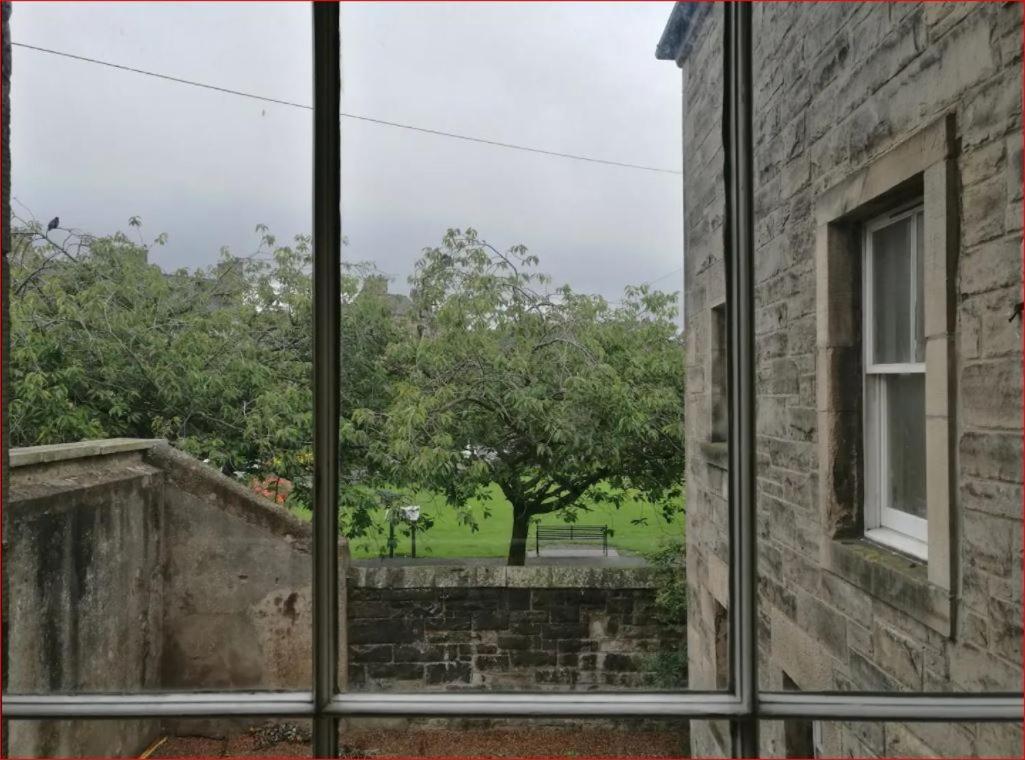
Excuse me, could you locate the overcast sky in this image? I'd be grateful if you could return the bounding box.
[10,2,683,305]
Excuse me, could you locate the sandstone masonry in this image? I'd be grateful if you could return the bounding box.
[661,2,1023,757]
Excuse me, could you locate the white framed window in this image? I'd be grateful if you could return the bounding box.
[862,203,928,560]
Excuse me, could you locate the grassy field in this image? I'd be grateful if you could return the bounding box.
[342,483,684,560]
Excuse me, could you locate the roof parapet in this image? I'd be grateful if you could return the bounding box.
[655,1,712,66]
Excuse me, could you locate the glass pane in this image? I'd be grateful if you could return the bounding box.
[340,0,694,696]
[338,717,690,758]
[5,0,314,699]
[5,720,312,758]
[760,721,1023,758]
[871,216,913,364]
[914,211,925,362]
[885,374,926,519]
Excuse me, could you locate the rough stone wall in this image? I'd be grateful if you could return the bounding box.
[680,2,1023,757]
[347,566,685,692]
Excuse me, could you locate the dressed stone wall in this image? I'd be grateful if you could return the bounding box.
[671,2,1023,757]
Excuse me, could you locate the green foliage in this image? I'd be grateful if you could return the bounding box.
[9,221,684,561]
[361,228,686,563]
[8,218,401,542]
[643,537,688,688]
[646,537,687,625]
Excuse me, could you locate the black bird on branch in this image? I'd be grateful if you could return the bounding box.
[46,216,59,232]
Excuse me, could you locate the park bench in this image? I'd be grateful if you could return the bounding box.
[534,524,609,556]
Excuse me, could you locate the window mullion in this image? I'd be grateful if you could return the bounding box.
[311,2,342,757]
[723,1,759,755]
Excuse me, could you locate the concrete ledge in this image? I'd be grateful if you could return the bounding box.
[348,564,659,589]
[9,438,164,468]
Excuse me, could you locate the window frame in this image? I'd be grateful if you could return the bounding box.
[2,4,1021,759]
[862,204,929,559]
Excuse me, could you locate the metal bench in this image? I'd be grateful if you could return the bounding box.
[534,524,609,556]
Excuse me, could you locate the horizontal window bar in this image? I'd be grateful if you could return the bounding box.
[327,691,745,718]
[5,690,1020,723]
[2,692,314,719]
[759,692,1023,722]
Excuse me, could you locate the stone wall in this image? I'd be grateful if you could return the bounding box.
[673,2,1023,757]
[347,565,685,692]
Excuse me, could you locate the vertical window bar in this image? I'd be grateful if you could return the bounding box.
[312,2,341,756]
[723,1,759,756]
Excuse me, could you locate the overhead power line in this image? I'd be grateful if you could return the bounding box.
[13,42,683,176]
[642,266,684,287]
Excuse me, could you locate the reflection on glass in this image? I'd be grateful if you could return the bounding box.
[5,721,313,759]
[871,216,913,364]
[885,374,926,519]
[760,721,1023,759]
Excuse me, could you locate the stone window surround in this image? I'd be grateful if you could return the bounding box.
[814,114,957,637]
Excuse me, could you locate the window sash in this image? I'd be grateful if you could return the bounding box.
[2,4,1020,756]
[862,205,929,557]
[863,204,924,369]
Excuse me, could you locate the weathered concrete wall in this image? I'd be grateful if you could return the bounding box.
[676,2,1023,757]
[151,443,319,692]
[2,439,331,756]
[4,441,167,757]
[347,565,685,692]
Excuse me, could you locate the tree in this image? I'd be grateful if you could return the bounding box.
[7,217,403,542]
[362,228,685,565]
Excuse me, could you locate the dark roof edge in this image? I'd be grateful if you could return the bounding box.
[655,2,713,65]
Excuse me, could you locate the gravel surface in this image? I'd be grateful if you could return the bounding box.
[154,724,689,758]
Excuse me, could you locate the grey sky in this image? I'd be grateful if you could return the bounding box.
[10,2,683,305]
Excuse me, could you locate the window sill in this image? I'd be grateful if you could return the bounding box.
[825,538,952,637]
[699,439,729,470]
[864,526,928,562]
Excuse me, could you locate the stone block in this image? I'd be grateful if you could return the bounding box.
[964,508,1018,578]
[960,137,1007,187]
[959,431,1022,483]
[963,174,1006,246]
[365,662,423,681]
[509,649,557,667]
[870,624,923,689]
[425,662,471,685]
[949,643,1023,691]
[394,643,444,663]
[960,477,1023,520]
[350,644,393,664]
[987,594,1023,664]
[961,359,1022,429]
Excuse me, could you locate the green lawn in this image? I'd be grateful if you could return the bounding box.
[343,483,684,560]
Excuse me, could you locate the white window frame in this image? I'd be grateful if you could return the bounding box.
[862,204,928,560]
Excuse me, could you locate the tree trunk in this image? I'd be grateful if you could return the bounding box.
[507,507,531,566]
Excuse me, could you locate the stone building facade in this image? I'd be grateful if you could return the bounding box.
[658,2,1023,757]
